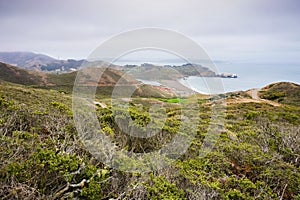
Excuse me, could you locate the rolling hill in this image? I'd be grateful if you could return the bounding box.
[0,52,56,71]
[0,52,85,72]
[259,82,300,106]
[0,62,175,98]
[0,52,221,78]
[0,62,46,85]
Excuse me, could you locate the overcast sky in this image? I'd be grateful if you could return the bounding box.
[0,0,299,64]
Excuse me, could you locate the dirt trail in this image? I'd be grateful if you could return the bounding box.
[227,89,280,107]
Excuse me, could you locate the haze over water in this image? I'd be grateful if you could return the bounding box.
[179,62,300,94]
[116,56,300,94]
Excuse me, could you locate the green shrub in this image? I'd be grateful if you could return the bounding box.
[146,175,186,200]
[262,92,285,100]
[50,101,72,116]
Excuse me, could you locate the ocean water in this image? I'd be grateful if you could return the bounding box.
[180,63,300,94]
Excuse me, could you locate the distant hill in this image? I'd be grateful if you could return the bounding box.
[0,62,175,98]
[0,62,46,85]
[0,62,137,87]
[0,52,85,72]
[0,52,56,71]
[122,63,217,79]
[259,82,300,106]
[0,52,219,77]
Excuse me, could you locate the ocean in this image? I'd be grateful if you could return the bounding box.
[180,63,300,94]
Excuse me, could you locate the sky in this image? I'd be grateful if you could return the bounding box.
[0,0,300,64]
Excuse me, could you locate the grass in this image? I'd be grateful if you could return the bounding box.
[158,98,187,103]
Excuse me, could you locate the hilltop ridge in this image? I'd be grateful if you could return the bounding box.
[0,52,223,78]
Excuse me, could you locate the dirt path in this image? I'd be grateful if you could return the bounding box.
[227,89,281,107]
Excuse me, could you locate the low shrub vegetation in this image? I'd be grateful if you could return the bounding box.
[0,82,299,199]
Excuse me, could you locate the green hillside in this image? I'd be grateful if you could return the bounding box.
[0,62,45,85]
[259,82,300,106]
[0,81,299,199]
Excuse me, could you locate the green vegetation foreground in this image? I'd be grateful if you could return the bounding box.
[0,81,300,199]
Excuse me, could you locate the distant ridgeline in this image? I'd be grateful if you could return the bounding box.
[0,62,177,98]
[0,52,85,72]
[123,63,237,79]
[0,52,237,78]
